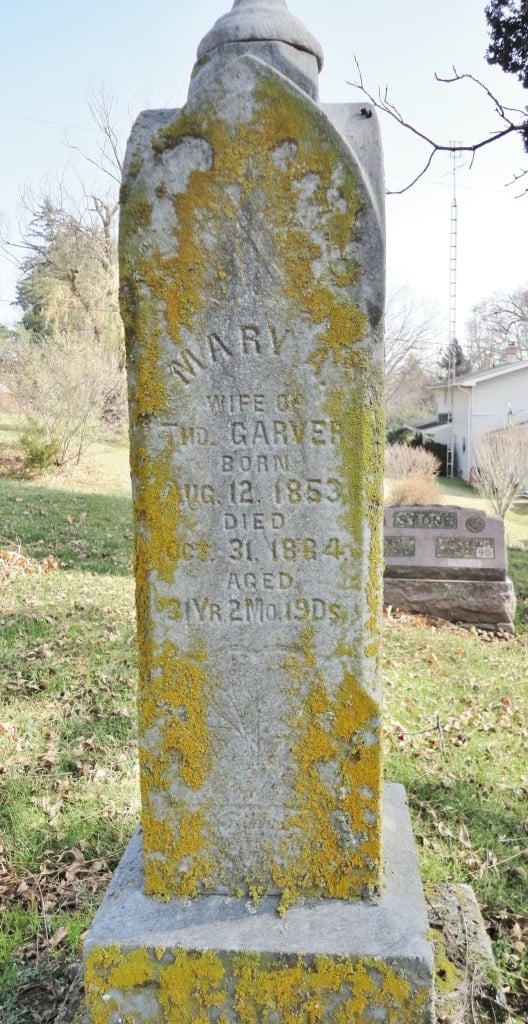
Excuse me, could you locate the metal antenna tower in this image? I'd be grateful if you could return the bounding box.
[446,143,460,478]
[447,144,459,389]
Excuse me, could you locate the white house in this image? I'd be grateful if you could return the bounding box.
[414,352,528,481]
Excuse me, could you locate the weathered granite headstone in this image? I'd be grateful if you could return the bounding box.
[83,2,434,1021]
[384,505,516,630]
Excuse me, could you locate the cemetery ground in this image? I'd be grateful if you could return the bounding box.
[0,417,526,1023]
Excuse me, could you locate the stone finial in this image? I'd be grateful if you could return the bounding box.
[197,0,324,71]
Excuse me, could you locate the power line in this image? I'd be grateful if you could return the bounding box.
[386,175,517,195]
[0,111,97,132]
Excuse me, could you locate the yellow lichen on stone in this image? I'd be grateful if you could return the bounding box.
[230,954,424,1024]
[267,368,385,909]
[273,631,381,910]
[140,640,210,788]
[159,950,226,1022]
[138,640,213,896]
[132,435,180,587]
[119,177,170,424]
[108,948,155,990]
[118,58,384,903]
[142,71,368,379]
[142,807,212,898]
[84,946,122,1024]
[86,947,429,1024]
[324,378,384,643]
[426,927,465,994]
[125,420,217,897]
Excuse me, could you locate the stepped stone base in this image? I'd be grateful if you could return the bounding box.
[384,577,516,632]
[82,784,434,1023]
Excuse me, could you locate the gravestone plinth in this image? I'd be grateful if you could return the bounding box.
[84,785,433,1022]
[83,2,434,1021]
[384,505,516,630]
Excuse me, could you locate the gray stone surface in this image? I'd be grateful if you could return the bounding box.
[58,885,509,1024]
[197,0,324,69]
[191,0,323,101]
[428,883,508,1023]
[384,576,516,631]
[384,505,507,581]
[84,785,429,958]
[83,785,434,1023]
[190,39,322,100]
[120,18,386,901]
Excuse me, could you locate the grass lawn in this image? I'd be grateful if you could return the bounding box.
[0,431,527,1022]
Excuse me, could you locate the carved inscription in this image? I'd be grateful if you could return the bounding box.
[169,324,292,383]
[435,538,495,559]
[180,596,346,625]
[393,509,457,529]
[385,536,415,557]
[465,516,486,534]
[168,376,348,626]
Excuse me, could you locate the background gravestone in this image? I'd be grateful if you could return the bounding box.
[384,504,516,630]
[82,3,434,1021]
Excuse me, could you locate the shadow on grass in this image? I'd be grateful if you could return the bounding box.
[508,547,528,631]
[438,478,477,499]
[511,498,528,518]
[0,479,133,575]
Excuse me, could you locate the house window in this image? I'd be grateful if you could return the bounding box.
[438,412,452,424]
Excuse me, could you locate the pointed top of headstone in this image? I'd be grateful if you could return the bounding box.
[197,0,324,71]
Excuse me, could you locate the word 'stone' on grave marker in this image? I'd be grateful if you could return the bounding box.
[83,2,434,1021]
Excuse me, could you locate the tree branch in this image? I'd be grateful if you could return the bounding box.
[64,87,124,186]
[349,60,528,195]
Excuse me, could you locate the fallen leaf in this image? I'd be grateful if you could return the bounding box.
[437,821,455,840]
[49,925,68,948]
[458,821,471,847]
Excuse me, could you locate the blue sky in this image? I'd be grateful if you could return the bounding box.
[1,0,527,350]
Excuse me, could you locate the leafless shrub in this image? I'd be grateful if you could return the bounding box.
[473,425,528,517]
[8,334,125,468]
[385,443,442,505]
[385,443,441,480]
[387,475,443,506]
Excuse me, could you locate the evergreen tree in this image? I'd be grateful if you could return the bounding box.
[486,0,528,149]
[438,340,472,379]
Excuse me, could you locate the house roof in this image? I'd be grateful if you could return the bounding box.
[430,358,528,389]
[410,421,453,441]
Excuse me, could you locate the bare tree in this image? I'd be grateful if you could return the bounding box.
[473,424,528,516]
[466,283,528,368]
[12,188,123,360]
[0,90,128,467]
[384,286,440,429]
[66,88,124,187]
[0,88,124,361]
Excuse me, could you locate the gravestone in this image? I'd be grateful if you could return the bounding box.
[384,505,516,631]
[82,2,434,1021]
